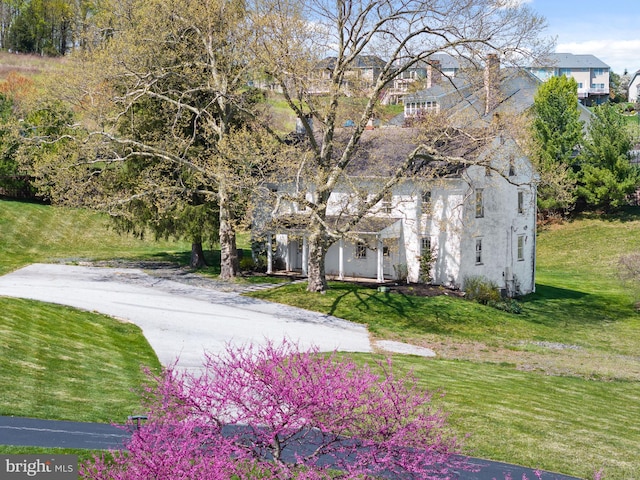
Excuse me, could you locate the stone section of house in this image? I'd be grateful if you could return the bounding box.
[254,59,539,296]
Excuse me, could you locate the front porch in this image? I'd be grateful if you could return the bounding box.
[260,216,406,284]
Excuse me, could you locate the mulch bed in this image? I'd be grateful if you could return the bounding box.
[347,280,466,298]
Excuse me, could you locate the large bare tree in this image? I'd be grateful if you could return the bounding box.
[250,0,550,291]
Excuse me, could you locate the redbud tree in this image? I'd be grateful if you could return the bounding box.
[81,340,465,479]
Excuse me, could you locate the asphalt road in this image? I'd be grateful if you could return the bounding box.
[0,416,581,480]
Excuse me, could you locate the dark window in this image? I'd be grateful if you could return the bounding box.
[475,238,483,264]
[517,235,525,261]
[381,192,392,214]
[517,190,524,214]
[421,236,431,254]
[475,189,484,218]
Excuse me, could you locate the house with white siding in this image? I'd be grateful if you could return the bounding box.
[254,59,539,296]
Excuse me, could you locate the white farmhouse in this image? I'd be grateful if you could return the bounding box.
[254,61,539,297]
[629,69,640,103]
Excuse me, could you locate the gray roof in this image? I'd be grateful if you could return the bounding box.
[424,53,460,70]
[332,127,478,178]
[533,53,610,70]
[401,67,542,122]
[317,55,387,70]
[403,75,471,102]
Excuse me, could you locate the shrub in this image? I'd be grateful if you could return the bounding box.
[488,298,523,314]
[419,248,436,284]
[238,256,256,272]
[463,275,501,304]
[81,341,464,480]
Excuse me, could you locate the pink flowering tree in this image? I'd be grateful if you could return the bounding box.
[81,340,465,479]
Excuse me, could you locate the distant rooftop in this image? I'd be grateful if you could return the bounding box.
[317,55,387,70]
[532,53,610,70]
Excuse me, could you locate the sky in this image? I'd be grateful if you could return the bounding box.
[525,0,639,75]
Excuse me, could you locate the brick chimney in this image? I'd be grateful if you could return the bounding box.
[484,54,500,115]
[426,60,441,89]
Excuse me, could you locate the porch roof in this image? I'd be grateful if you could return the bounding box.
[264,214,403,237]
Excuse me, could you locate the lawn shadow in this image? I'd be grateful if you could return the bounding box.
[325,282,457,335]
[326,282,418,319]
[574,206,640,223]
[521,283,633,326]
[147,248,222,274]
[526,284,588,301]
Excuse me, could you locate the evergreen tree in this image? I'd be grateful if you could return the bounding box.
[531,75,584,214]
[577,104,639,211]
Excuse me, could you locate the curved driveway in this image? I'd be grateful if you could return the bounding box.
[0,264,372,372]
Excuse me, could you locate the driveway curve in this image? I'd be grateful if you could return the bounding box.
[0,264,371,372]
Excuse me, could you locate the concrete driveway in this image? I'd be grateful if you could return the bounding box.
[0,264,372,372]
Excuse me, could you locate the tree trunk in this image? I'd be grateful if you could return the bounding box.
[190,241,207,269]
[306,232,328,292]
[219,182,239,281]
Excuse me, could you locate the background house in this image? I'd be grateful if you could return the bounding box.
[310,55,387,95]
[383,53,460,105]
[527,53,610,106]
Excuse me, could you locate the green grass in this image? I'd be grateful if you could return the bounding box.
[2,199,640,478]
[0,297,161,423]
[0,199,191,275]
[247,209,640,479]
[371,355,640,480]
[0,199,177,423]
[0,447,102,470]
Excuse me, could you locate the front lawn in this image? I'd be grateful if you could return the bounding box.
[0,297,160,423]
[247,210,640,479]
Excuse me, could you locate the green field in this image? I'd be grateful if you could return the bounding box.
[1,199,639,479]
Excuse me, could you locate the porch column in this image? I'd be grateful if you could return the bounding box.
[284,235,291,271]
[302,236,309,276]
[338,238,345,280]
[266,233,273,274]
[377,236,384,283]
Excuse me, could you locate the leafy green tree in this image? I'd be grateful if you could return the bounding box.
[0,73,39,198]
[36,0,280,277]
[0,92,25,196]
[576,104,640,211]
[531,75,584,214]
[609,70,631,103]
[7,0,75,55]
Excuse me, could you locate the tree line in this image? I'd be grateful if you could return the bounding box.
[0,0,95,56]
